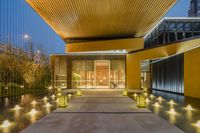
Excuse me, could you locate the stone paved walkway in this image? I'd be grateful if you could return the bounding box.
[21,90,184,133]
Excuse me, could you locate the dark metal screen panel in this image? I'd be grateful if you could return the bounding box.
[152,54,184,94]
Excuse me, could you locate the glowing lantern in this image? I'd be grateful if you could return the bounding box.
[123,90,128,96]
[150,94,154,99]
[133,93,137,99]
[58,95,68,108]
[137,95,146,108]
[77,90,82,96]
[1,120,12,128]
[68,94,72,100]
[144,92,148,97]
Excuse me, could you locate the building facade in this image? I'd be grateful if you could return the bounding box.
[144,18,200,48]
[51,53,126,89]
[188,0,200,17]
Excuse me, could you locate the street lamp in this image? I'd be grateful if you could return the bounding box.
[24,34,34,61]
[24,34,29,39]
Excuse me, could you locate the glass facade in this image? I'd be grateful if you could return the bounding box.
[72,60,95,88]
[53,56,67,88]
[71,60,125,89]
[51,54,126,89]
[144,18,200,49]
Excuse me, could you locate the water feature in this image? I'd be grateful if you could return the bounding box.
[0,92,57,133]
[130,90,200,133]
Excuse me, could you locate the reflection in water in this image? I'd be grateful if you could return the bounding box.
[0,92,58,133]
[149,90,200,133]
[153,102,161,114]
[0,120,13,133]
[186,110,193,121]
[2,128,11,133]
[168,113,176,124]
[129,90,200,133]
[4,98,9,107]
[14,110,20,121]
[167,108,177,124]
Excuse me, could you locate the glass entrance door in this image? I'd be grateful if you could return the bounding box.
[95,60,110,88]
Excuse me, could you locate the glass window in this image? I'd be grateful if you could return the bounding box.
[192,22,200,31]
[177,23,184,31]
[71,60,125,89]
[184,22,192,31]
[72,60,94,88]
[110,60,125,89]
[168,22,176,31]
[54,57,67,88]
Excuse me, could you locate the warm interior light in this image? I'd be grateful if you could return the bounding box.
[168,108,176,115]
[44,102,52,108]
[13,105,22,111]
[144,92,148,97]
[1,120,12,128]
[169,100,175,105]
[29,109,38,115]
[150,94,154,99]
[31,100,37,105]
[133,93,137,97]
[186,104,193,111]
[154,102,160,107]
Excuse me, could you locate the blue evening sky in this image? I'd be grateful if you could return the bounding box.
[0,0,191,54]
[166,0,190,17]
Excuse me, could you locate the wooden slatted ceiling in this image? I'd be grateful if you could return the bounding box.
[26,0,176,41]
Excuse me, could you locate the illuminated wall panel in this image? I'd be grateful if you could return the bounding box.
[152,54,184,94]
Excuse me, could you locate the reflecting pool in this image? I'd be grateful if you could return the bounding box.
[130,90,200,133]
[0,93,57,133]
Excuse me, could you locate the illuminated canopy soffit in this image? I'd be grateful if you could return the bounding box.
[26,0,176,41]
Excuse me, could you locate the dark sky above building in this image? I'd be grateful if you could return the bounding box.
[0,0,190,55]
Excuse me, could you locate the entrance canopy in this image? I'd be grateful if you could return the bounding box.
[26,0,176,43]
